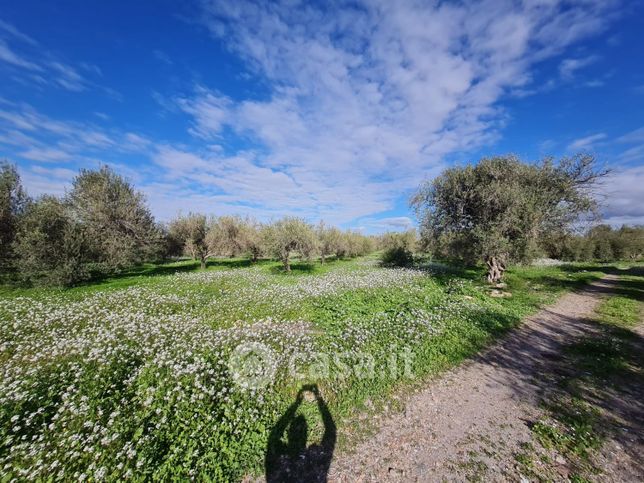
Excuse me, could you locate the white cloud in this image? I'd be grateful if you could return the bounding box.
[559,55,598,81]
[20,147,72,162]
[158,0,616,224]
[153,49,173,65]
[601,165,644,226]
[177,87,232,139]
[361,216,415,231]
[0,103,153,169]
[17,165,76,197]
[0,19,37,46]
[48,61,88,92]
[0,19,98,92]
[0,40,41,70]
[617,127,644,144]
[567,133,607,151]
[2,2,626,228]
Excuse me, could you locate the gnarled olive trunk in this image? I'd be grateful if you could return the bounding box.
[200,254,207,270]
[283,251,291,272]
[486,256,505,284]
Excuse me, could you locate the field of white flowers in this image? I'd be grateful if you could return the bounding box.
[0,259,602,480]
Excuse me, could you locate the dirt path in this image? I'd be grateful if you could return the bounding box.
[328,275,644,482]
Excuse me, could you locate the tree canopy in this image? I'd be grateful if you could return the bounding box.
[68,166,163,271]
[0,162,29,274]
[263,217,318,271]
[411,154,607,282]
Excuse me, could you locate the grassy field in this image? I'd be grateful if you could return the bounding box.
[0,256,615,480]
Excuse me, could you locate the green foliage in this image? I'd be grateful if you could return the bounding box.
[13,196,93,286]
[9,165,164,287]
[544,224,644,262]
[380,247,414,267]
[412,154,607,281]
[263,217,318,271]
[378,230,417,252]
[168,213,212,268]
[0,162,28,276]
[207,215,248,258]
[316,221,342,263]
[378,230,417,267]
[68,165,163,272]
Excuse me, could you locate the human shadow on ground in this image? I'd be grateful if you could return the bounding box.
[265,384,336,483]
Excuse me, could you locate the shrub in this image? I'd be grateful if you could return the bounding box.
[381,246,414,267]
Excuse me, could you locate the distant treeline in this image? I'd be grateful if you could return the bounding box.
[541,225,644,262]
[0,162,377,287]
[3,159,641,287]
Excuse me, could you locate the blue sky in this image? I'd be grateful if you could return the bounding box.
[1,0,643,232]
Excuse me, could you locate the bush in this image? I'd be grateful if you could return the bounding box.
[381,246,414,267]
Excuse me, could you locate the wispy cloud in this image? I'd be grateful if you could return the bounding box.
[0,102,150,167]
[153,49,173,65]
[171,0,618,223]
[360,216,415,231]
[0,18,100,93]
[568,133,607,151]
[559,55,599,81]
[0,39,42,71]
[601,165,644,226]
[1,1,624,228]
[617,126,644,144]
[0,19,37,46]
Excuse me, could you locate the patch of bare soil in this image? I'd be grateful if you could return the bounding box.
[328,276,644,482]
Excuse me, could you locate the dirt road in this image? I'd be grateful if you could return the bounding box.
[328,275,644,482]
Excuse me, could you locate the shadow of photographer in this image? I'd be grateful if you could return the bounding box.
[265,384,336,482]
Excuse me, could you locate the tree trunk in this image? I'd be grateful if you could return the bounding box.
[283,252,291,272]
[320,253,325,264]
[486,256,505,284]
[200,255,207,270]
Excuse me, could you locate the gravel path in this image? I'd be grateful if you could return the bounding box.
[327,275,644,482]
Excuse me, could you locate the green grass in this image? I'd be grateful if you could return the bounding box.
[0,257,625,480]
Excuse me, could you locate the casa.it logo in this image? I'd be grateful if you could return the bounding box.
[228,341,277,390]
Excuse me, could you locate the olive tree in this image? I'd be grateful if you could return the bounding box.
[0,162,28,275]
[206,215,247,258]
[68,166,162,272]
[240,218,265,263]
[263,217,317,271]
[411,154,607,283]
[168,213,213,269]
[316,221,342,263]
[13,196,92,286]
[379,230,417,252]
